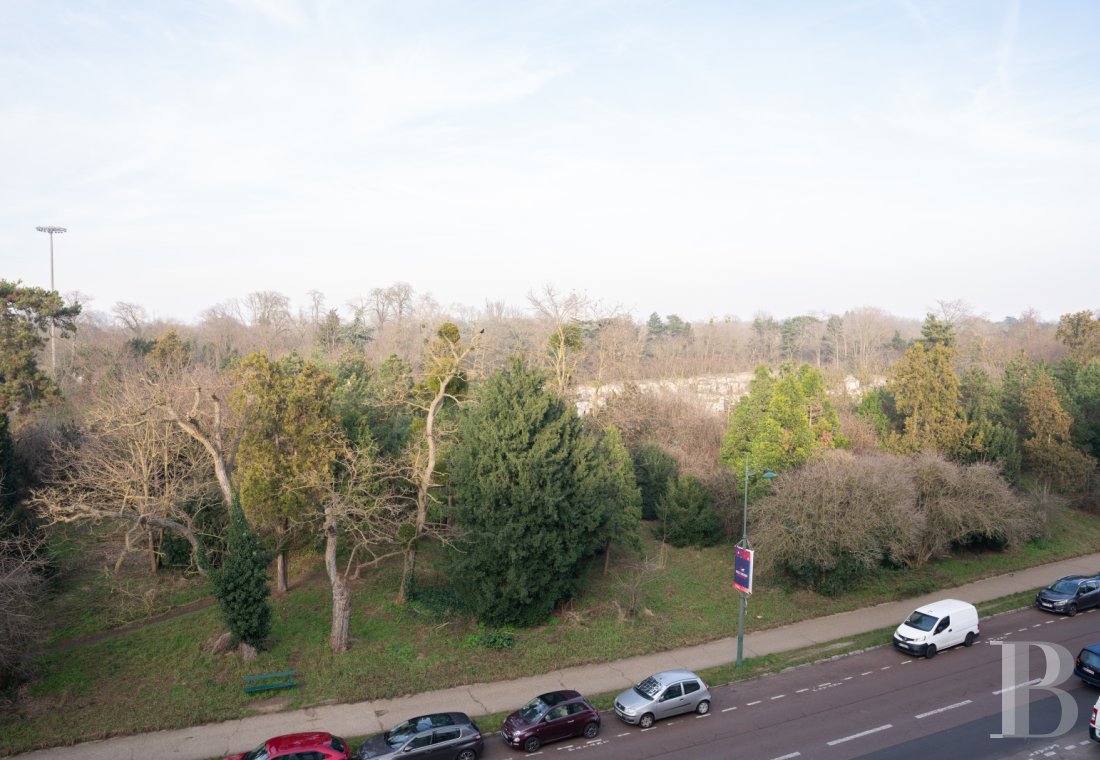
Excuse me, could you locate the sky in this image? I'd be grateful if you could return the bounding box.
[2,0,1099,326]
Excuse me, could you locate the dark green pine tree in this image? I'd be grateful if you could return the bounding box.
[448,358,622,627]
[211,498,273,650]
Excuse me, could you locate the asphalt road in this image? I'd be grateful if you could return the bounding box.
[475,606,1100,760]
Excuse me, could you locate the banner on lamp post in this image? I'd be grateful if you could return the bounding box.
[734,546,754,594]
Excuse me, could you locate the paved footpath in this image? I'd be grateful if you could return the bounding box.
[11,553,1100,760]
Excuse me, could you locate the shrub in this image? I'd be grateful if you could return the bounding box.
[658,473,721,547]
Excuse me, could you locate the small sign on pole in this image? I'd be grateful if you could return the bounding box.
[734,546,754,594]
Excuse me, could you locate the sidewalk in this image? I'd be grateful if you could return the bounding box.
[13,553,1100,760]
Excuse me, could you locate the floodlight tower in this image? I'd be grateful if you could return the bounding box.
[35,225,67,375]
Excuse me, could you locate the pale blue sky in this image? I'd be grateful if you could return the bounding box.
[3,0,1098,324]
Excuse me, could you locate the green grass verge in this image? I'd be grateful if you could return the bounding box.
[4,507,1098,755]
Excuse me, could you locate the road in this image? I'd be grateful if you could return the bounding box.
[476,606,1100,760]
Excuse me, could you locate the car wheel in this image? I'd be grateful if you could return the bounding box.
[456,750,477,760]
[523,736,541,753]
[925,644,937,659]
[583,722,600,739]
[964,632,976,647]
[1068,604,1078,617]
[639,713,655,729]
[696,700,710,715]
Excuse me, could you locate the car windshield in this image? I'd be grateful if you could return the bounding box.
[905,611,937,631]
[634,677,661,699]
[519,697,549,722]
[1049,580,1080,594]
[242,744,270,760]
[384,715,455,748]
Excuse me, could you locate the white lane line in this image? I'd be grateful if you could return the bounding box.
[880,666,891,670]
[844,676,854,681]
[861,671,873,676]
[769,753,801,760]
[616,733,630,737]
[721,706,737,713]
[817,682,831,688]
[915,700,973,719]
[747,700,762,706]
[771,694,786,700]
[901,660,913,665]
[994,678,1041,695]
[696,713,711,718]
[1018,627,1028,632]
[796,688,809,693]
[827,724,894,746]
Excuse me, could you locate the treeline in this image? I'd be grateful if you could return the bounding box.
[3,277,1099,685]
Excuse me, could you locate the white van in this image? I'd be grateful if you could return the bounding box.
[892,598,979,659]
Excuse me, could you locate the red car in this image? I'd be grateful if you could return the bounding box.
[225,732,350,760]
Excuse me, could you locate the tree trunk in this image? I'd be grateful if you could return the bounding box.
[396,543,416,605]
[147,529,157,575]
[276,550,289,594]
[324,508,350,653]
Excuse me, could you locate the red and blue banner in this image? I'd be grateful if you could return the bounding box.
[734,546,754,594]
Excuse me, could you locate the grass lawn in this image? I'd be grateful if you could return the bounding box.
[4,506,1099,755]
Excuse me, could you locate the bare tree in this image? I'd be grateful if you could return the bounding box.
[111,302,148,336]
[396,323,482,604]
[0,526,47,689]
[33,368,217,574]
[310,439,406,652]
[528,285,593,395]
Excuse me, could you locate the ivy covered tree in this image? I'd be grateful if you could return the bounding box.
[210,498,273,653]
[448,358,633,627]
[889,342,966,455]
[1021,372,1094,492]
[234,352,341,593]
[721,364,843,481]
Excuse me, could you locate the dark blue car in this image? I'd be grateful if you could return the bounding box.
[1075,644,1100,688]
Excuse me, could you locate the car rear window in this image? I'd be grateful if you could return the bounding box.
[1081,649,1100,669]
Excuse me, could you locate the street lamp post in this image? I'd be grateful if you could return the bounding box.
[35,225,67,375]
[736,459,775,667]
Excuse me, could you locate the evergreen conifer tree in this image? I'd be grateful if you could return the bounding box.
[211,498,273,650]
[448,358,631,627]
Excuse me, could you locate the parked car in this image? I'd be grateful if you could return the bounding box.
[226,732,350,760]
[613,670,711,728]
[892,598,980,659]
[1075,644,1100,688]
[500,689,601,752]
[356,713,483,760]
[1036,575,1100,616]
[1090,694,1100,744]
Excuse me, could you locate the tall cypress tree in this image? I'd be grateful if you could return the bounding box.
[211,498,273,650]
[448,358,627,627]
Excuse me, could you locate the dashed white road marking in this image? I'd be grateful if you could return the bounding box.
[915,700,973,719]
[747,700,762,706]
[994,678,1041,695]
[861,671,873,676]
[771,694,786,700]
[616,732,629,737]
[827,724,894,746]
[769,753,801,760]
[721,707,737,713]
[796,688,809,693]
[880,666,891,670]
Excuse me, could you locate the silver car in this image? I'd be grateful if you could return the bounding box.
[613,670,711,728]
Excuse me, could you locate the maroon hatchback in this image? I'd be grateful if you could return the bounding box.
[225,732,350,760]
[500,690,601,752]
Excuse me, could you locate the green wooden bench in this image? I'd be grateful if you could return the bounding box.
[243,670,297,694]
